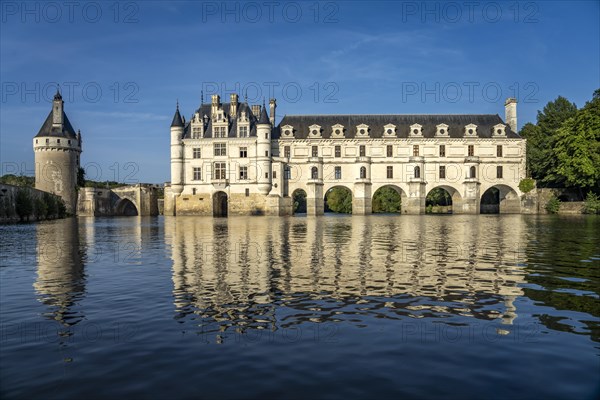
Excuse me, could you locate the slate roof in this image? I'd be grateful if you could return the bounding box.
[35,110,78,139]
[181,101,260,139]
[171,107,184,127]
[258,104,271,125]
[275,114,520,139]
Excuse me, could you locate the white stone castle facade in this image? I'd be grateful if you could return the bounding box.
[164,94,526,216]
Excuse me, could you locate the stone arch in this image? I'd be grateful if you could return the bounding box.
[425,185,462,214]
[371,184,406,214]
[291,188,307,215]
[213,191,228,217]
[324,185,352,214]
[480,184,520,214]
[115,198,138,216]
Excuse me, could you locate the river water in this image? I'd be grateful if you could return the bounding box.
[1,215,599,399]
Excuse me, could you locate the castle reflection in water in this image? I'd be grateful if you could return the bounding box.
[165,215,526,339]
[33,215,528,343]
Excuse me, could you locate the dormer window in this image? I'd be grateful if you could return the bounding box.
[464,123,478,137]
[238,125,249,138]
[281,124,294,138]
[192,125,203,139]
[409,123,422,137]
[492,123,506,137]
[435,123,449,137]
[383,124,396,137]
[356,124,369,137]
[331,124,345,138]
[309,124,322,138]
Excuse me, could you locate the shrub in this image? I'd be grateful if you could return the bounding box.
[15,189,33,220]
[583,192,600,214]
[44,193,58,216]
[519,178,536,194]
[35,197,48,219]
[57,199,67,218]
[545,195,561,214]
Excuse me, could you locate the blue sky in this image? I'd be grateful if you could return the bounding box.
[1,1,598,183]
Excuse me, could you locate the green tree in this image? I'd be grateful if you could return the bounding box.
[426,188,451,206]
[35,197,48,219]
[44,192,58,216]
[15,189,33,220]
[520,96,578,186]
[372,187,401,213]
[77,167,86,187]
[293,190,307,213]
[325,187,352,213]
[550,90,600,192]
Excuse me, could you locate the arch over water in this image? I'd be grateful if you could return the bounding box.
[481,185,520,214]
[324,185,352,214]
[115,198,138,216]
[372,184,404,213]
[291,188,307,215]
[213,191,228,217]
[426,185,462,214]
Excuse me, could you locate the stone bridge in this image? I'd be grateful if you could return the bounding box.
[77,184,159,216]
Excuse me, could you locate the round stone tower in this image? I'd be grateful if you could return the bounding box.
[256,102,272,195]
[33,89,82,213]
[170,102,185,196]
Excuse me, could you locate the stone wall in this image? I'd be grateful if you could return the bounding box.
[0,183,66,223]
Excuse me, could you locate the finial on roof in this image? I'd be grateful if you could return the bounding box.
[54,84,63,101]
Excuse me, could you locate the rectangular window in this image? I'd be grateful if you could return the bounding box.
[359,145,366,157]
[57,139,60,144]
[334,166,341,180]
[192,126,202,139]
[245,188,250,197]
[468,145,474,156]
[239,126,248,137]
[439,145,446,157]
[193,167,202,181]
[312,146,318,157]
[497,166,503,179]
[239,147,247,158]
[284,146,290,158]
[439,166,446,179]
[214,126,227,138]
[193,148,201,159]
[265,150,269,157]
[497,145,503,157]
[239,166,248,180]
[386,166,393,179]
[387,145,393,157]
[265,172,269,179]
[335,145,341,158]
[273,171,277,179]
[192,188,196,195]
[284,167,291,180]
[46,139,49,144]
[413,145,419,156]
[214,143,226,156]
[213,162,226,180]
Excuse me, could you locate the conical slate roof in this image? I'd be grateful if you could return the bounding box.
[171,106,184,128]
[258,103,270,125]
[35,110,78,139]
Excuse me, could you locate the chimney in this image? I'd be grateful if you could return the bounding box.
[211,94,220,116]
[52,89,64,129]
[251,104,261,118]
[269,98,276,125]
[505,98,517,132]
[230,93,238,117]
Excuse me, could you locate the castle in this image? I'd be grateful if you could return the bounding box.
[164,94,526,216]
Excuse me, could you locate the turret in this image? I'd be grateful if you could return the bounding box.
[256,102,272,195]
[33,87,82,213]
[505,98,517,132]
[170,102,184,195]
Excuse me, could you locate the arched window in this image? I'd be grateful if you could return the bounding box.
[311,167,319,179]
[470,166,476,178]
[414,166,421,179]
[360,166,366,179]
